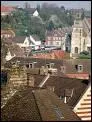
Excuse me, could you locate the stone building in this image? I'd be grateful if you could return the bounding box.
[70,18,91,58]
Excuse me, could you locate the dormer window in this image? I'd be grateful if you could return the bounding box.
[46,63,55,68]
[46,64,50,68]
[50,63,54,68]
[78,65,83,72]
[75,64,83,72]
[60,66,66,73]
[29,62,37,68]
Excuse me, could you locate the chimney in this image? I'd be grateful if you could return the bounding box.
[64,89,74,103]
[64,96,67,103]
[27,74,34,87]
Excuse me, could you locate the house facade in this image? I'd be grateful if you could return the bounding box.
[45,28,71,52]
[13,35,41,51]
[70,18,91,58]
[1,29,15,39]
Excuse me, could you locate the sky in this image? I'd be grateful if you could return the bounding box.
[1,1,91,10]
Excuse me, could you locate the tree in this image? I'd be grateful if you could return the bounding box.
[81,11,85,20]
[60,6,65,12]
[36,4,40,13]
[47,21,54,31]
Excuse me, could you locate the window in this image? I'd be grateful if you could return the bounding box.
[50,63,54,68]
[87,47,91,53]
[46,64,50,68]
[75,47,78,53]
[26,64,29,68]
[78,65,83,72]
[56,42,59,45]
[49,41,53,45]
[29,63,35,68]
[66,47,68,52]
[48,37,51,40]
[60,66,66,73]
[55,37,58,40]
[46,63,54,68]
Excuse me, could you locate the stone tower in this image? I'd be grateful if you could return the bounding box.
[70,19,84,58]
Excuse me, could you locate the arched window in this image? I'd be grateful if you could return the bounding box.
[75,47,78,53]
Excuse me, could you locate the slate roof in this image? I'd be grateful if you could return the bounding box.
[63,59,91,74]
[46,27,72,37]
[1,87,81,121]
[5,57,64,69]
[42,76,89,107]
[46,29,65,38]
[25,8,36,14]
[31,34,40,41]
[5,57,91,74]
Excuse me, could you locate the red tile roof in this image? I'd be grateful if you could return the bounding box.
[32,50,66,59]
[1,6,15,13]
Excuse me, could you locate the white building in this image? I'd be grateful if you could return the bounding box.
[70,18,91,58]
[33,10,39,17]
[13,35,41,51]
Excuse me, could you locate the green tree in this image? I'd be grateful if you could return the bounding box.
[46,21,54,31]
[36,4,40,13]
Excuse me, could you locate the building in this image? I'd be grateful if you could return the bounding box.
[1,87,81,121]
[45,28,71,52]
[4,57,91,79]
[1,29,15,39]
[70,18,91,58]
[33,10,39,17]
[5,45,25,61]
[70,8,84,19]
[13,35,41,51]
[73,83,91,121]
[1,6,16,16]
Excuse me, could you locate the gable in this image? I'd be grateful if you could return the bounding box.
[23,37,30,45]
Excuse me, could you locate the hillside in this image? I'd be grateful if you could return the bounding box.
[1,6,74,41]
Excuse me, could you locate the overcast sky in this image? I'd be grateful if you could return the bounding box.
[1,1,91,10]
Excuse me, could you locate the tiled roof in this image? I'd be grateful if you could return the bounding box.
[8,44,25,57]
[32,50,67,59]
[31,34,40,41]
[63,59,91,74]
[1,87,42,121]
[12,36,26,43]
[1,87,81,121]
[5,57,64,69]
[4,58,91,74]
[1,6,16,12]
[46,29,66,37]
[42,76,89,107]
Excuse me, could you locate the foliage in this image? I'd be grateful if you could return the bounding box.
[80,51,89,55]
[79,51,91,59]
[1,5,75,41]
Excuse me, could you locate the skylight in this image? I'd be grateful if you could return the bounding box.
[53,105,64,120]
